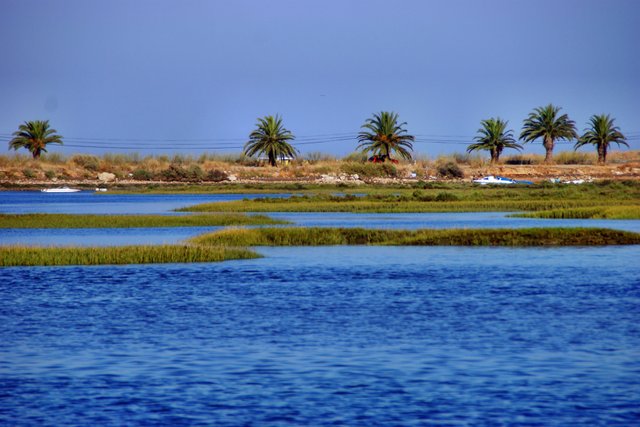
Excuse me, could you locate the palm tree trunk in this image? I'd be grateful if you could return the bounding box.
[597,144,606,164]
[268,153,276,167]
[543,136,554,163]
[490,148,498,164]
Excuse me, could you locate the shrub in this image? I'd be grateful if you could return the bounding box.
[132,168,154,180]
[160,164,188,181]
[411,189,435,201]
[435,191,460,202]
[44,170,56,179]
[381,163,398,177]
[71,154,101,171]
[206,169,228,182]
[22,168,37,179]
[437,162,464,179]
[187,165,204,181]
[503,154,542,165]
[341,162,398,178]
[342,152,368,163]
[160,163,204,181]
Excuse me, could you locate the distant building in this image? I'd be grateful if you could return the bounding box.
[257,156,294,165]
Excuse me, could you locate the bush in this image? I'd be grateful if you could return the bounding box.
[22,168,37,179]
[342,152,368,163]
[71,155,101,171]
[437,162,464,179]
[160,164,188,181]
[44,170,56,179]
[435,191,460,202]
[340,162,398,178]
[187,165,204,181]
[160,164,204,182]
[132,168,154,181]
[206,169,228,182]
[503,155,538,165]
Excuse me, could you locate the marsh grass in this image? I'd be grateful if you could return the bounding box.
[190,227,640,247]
[178,182,640,213]
[0,213,289,229]
[511,206,640,220]
[0,245,261,267]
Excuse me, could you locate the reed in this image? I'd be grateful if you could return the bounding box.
[511,206,640,220]
[178,198,637,214]
[0,213,289,229]
[191,227,640,247]
[0,245,261,267]
[178,182,640,213]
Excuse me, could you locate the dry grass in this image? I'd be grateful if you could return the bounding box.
[0,150,638,184]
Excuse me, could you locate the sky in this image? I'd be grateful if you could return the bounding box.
[1,0,639,158]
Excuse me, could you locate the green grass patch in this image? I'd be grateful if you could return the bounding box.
[0,245,261,267]
[510,206,640,220]
[178,198,638,214]
[191,227,640,247]
[178,182,640,213]
[0,213,289,228]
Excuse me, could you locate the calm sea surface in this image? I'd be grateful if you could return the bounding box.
[1,192,639,425]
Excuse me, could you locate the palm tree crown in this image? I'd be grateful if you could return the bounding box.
[467,118,522,164]
[574,114,627,164]
[520,104,578,163]
[244,115,297,167]
[357,111,414,161]
[8,120,63,159]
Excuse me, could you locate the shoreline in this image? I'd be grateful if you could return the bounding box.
[2,162,639,191]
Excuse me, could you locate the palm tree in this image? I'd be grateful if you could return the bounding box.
[520,104,578,163]
[244,115,297,167]
[574,114,627,164]
[357,111,414,161]
[467,118,522,164]
[8,120,63,159]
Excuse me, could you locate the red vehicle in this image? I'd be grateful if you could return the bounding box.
[368,155,399,164]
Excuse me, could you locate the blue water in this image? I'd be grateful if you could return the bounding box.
[1,192,640,425]
[1,246,639,425]
[1,192,639,247]
[0,191,291,215]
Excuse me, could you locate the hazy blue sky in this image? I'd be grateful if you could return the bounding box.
[1,0,639,157]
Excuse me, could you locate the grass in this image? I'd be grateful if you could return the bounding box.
[0,245,261,267]
[0,213,290,228]
[177,182,640,213]
[511,206,640,220]
[190,227,640,247]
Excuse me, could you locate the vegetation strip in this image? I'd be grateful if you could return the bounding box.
[510,206,640,220]
[178,182,640,213]
[190,227,640,247]
[179,198,638,214]
[0,245,261,267]
[0,213,289,228]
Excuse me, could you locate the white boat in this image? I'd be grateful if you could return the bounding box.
[472,175,517,185]
[41,187,81,193]
[473,175,533,185]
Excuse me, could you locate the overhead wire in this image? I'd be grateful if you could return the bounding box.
[1,130,638,151]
